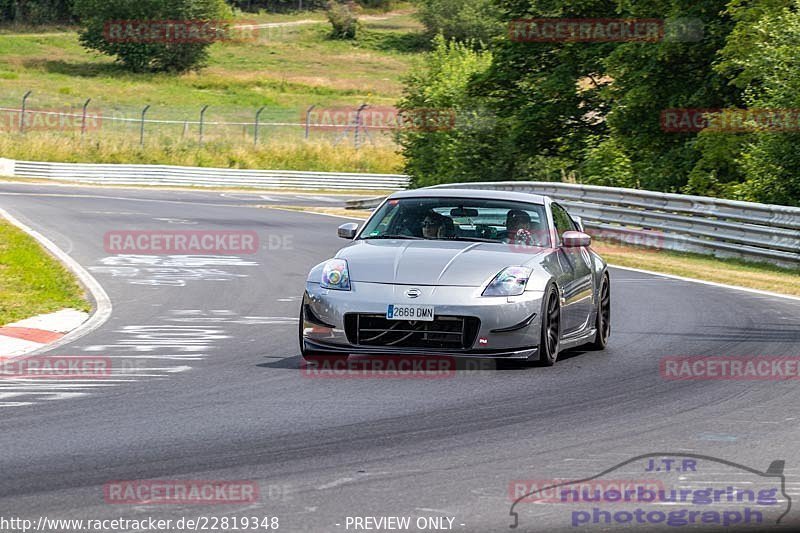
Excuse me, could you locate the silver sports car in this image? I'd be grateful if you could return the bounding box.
[299,189,610,365]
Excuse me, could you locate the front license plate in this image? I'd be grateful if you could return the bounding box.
[387,304,435,322]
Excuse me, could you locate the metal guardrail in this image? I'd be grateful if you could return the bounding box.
[0,158,410,191]
[345,181,800,268]
[1,156,796,267]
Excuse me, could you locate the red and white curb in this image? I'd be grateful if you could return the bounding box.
[0,308,90,357]
[0,208,112,359]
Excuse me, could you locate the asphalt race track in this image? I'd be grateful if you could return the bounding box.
[1,181,799,533]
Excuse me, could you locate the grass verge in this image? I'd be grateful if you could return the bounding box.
[271,206,800,297]
[594,240,800,296]
[0,217,90,325]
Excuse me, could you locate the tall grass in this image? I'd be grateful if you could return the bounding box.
[0,133,404,173]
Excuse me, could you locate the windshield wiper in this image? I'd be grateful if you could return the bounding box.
[449,237,498,243]
[361,234,425,240]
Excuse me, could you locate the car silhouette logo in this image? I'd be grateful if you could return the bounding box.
[508,452,792,530]
[406,288,422,299]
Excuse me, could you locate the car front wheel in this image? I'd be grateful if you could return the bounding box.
[539,285,561,366]
[587,273,611,350]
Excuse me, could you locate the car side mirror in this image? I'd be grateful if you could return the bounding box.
[572,215,585,232]
[338,222,359,239]
[562,230,591,248]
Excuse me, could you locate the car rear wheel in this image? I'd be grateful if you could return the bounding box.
[587,273,611,351]
[539,286,561,366]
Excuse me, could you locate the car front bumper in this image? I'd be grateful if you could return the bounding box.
[301,281,544,360]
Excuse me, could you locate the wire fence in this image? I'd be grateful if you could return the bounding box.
[0,91,402,149]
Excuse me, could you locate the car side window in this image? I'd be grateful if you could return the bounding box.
[551,203,576,244]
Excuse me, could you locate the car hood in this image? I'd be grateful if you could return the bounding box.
[338,240,545,287]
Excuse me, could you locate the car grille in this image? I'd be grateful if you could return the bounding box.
[344,314,481,350]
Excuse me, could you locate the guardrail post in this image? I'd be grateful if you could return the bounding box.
[254,106,266,146]
[80,98,91,141]
[354,103,368,150]
[199,105,209,145]
[19,90,32,134]
[305,104,317,140]
[139,105,150,147]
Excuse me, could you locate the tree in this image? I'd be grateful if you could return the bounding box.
[0,0,75,23]
[404,0,745,193]
[413,0,504,45]
[713,0,800,205]
[453,0,618,180]
[600,0,741,193]
[74,0,231,72]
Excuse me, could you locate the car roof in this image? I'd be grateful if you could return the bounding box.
[387,188,547,205]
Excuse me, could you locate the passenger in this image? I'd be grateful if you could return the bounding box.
[393,209,423,237]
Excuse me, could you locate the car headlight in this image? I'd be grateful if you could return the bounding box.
[321,259,351,291]
[482,266,531,297]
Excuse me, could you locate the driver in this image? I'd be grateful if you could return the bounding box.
[505,209,538,245]
[421,211,445,239]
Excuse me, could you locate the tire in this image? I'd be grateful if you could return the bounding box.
[298,305,348,363]
[538,285,561,366]
[586,273,611,351]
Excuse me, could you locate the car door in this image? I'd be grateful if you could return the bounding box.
[550,202,594,335]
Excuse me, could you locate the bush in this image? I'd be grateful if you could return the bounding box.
[413,0,503,45]
[73,0,231,73]
[326,0,360,39]
[580,137,636,188]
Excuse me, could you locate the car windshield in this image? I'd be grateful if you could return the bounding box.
[359,197,551,247]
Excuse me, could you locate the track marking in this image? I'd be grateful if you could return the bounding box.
[89,255,259,287]
[316,477,355,490]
